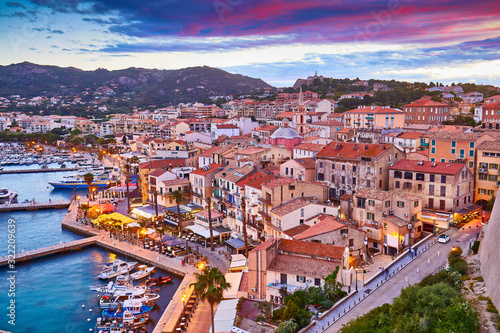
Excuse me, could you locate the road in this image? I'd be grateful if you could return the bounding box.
[316,219,482,333]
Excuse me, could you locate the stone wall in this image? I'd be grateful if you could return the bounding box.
[479,199,500,309]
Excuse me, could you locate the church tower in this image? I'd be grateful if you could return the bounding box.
[296,87,307,135]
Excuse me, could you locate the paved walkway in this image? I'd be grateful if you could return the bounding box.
[186,300,213,333]
[316,220,482,333]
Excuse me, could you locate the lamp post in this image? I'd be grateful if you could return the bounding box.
[181,294,186,309]
[364,237,368,261]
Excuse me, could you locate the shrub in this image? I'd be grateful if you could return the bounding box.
[474,276,484,282]
[471,241,480,254]
[451,258,469,275]
[256,315,265,322]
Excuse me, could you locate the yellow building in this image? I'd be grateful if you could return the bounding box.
[475,141,500,206]
[343,106,405,129]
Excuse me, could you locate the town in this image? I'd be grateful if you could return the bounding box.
[1,76,499,333]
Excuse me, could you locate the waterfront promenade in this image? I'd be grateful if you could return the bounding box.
[0,200,70,212]
[0,167,77,174]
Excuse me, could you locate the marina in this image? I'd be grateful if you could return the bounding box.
[0,200,71,212]
[0,167,78,174]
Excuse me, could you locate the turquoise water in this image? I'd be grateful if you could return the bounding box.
[0,246,181,333]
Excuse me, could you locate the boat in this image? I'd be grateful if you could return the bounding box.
[96,312,148,331]
[0,188,18,205]
[130,265,155,281]
[77,166,110,176]
[99,292,160,309]
[146,276,172,286]
[41,163,48,169]
[48,174,111,189]
[61,163,66,168]
[98,260,137,280]
[0,167,3,171]
[102,299,153,319]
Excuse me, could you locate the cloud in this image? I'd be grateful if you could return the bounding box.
[6,1,26,9]
[50,29,64,34]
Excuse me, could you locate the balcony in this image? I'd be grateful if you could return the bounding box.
[268,281,304,293]
[192,192,203,199]
[456,155,466,160]
[259,197,272,205]
[478,168,488,173]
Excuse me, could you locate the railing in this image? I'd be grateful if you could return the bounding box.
[478,168,488,173]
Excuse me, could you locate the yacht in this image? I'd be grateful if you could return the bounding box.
[102,299,153,319]
[0,188,18,205]
[130,265,155,281]
[96,311,148,331]
[48,174,111,189]
[98,260,137,280]
[99,291,160,309]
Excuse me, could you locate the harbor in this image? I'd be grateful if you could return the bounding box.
[0,167,78,174]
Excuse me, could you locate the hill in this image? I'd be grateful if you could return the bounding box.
[0,62,274,105]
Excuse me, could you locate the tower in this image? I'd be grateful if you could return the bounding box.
[296,87,306,135]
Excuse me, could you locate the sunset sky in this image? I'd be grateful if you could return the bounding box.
[1,0,499,86]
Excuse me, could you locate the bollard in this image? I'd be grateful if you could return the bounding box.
[438,251,440,256]
[417,267,419,272]
[428,259,430,264]
[406,277,408,282]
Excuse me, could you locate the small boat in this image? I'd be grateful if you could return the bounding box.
[102,299,153,319]
[98,260,137,280]
[146,276,172,287]
[0,188,18,205]
[96,311,148,331]
[49,174,111,189]
[130,265,155,281]
[99,292,160,309]
[90,282,147,299]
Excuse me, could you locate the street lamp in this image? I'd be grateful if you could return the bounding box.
[364,238,368,261]
[181,294,186,308]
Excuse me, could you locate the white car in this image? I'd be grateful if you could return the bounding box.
[438,234,450,243]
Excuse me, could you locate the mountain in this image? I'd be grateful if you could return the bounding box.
[0,62,274,104]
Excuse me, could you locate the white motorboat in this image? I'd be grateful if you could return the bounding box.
[98,260,137,280]
[89,282,147,298]
[130,265,155,281]
[0,188,18,205]
[99,291,160,309]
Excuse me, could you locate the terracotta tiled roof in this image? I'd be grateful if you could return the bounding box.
[196,209,224,219]
[390,159,465,175]
[291,157,316,169]
[382,216,408,228]
[337,128,351,134]
[271,198,311,217]
[404,98,449,107]
[398,132,423,139]
[477,141,500,151]
[148,169,167,177]
[316,142,391,159]
[217,124,239,129]
[424,131,491,141]
[295,217,347,240]
[236,147,268,155]
[283,224,310,238]
[250,238,277,252]
[354,188,392,201]
[482,101,500,109]
[294,142,324,152]
[268,254,341,279]
[215,164,254,183]
[428,125,471,133]
[345,106,403,114]
[312,120,344,126]
[276,111,296,118]
[256,125,278,132]
[264,177,295,189]
[199,146,220,157]
[140,159,186,169]
[279,239,345,260]
[161,178,191,187]
[190,163,223,176]
[236,172,275,190]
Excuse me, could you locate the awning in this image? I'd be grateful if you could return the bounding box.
[162,234,176,242]
[163,218,178,228]
[224,238,245,250]
[455,204,482,216]
[214,226,232,234]
[223,272,242,299]
[198,229,220,239]
[212,299,239,333]
[164,206,190,214]
[185,224,207,235]
[164,239,184,247]
[90,202,114,214]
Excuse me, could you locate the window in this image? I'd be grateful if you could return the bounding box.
[379,167,383,175]
[451,148,456,154]
[317,173,324,181]
[299,219,304,224]
[314,278,321,286]
[469,150,474,157]
[479,188,486,194]
[367,179,371,187]
[367,212,375,220]
[451,141,456,147]
[403,182,412,189]
[440,186,446,197]
[357,198,366,208]
[300,208,304,217]
[414,201,419,207]
[441,159,445,162]
[331,175,335,182]
[319,162,323,168]
[431,147,436,154]
[397,201,405,208]
[368,200,375,206]
[404,172,413,180]
[395,181,400,188]
[353,178,356,185]
[416,173,425,181]
[385,201,391,207]
[431,140,436,146]
[430,174,435,182]
[296,276,306,283]
[488,190,494,196]
[342,176,345,184]
[394,171,402,178]
[469,142,474,148]
[285,167,288,175]
[429,185,434,196]
[457,186,460,196]
[342,164,346,171]
[353,165,357,172]
[441,175,446,183]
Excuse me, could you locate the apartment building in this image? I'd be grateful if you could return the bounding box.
[315,142,404,200]
[343,106,405,129]
[280,158,316,182]
[389,159,474,226]
[189,163,223,208]
[475,141,500,206]
[403,97,450,125]
[481,102,500,129]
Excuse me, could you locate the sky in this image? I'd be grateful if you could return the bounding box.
[1,0,499,87]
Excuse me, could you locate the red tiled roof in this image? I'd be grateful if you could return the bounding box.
[250,238,277,252]
[398,132,423,139]
[289,157,316,169]
[279,239,345,260]
[276,111,296,118]
[295,216,347,240]
[196,209,224,219]
[354,188,392,201]
[140,159,186,169]
[216,124,239,129]
[236,172,275,190]
[271,198,311,216]
[345,106,403,114]
[482,101,500,109]
[316,142,391,159]
[283,224,311,238]
[294,142,324,152]
[263,177,295,189]
[148,169,168,177]
[311,120,344,126]
[404,98,449,107]
[161,178,191,187]
[477,141,500,151]
[199,146,220,157]
[190,163,223,176]
[390,159,465,175]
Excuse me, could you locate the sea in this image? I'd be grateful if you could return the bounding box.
[0,162,182,333]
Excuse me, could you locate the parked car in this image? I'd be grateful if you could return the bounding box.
[438,234,450,243]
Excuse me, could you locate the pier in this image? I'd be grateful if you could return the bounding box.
[0,236,99,266]
[0,167,77,174]
[0,200,71,212]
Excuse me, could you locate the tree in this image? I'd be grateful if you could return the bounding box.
[155,226,168,254]
[254,300,273,323]
[97,150,105,162]
[123,163,132,214]
[190,267,231,333]
[153,190,159,217]
[275,319,299,333]
[130,155,140,191]
[138,218,149,248]
[207,197,215,251]
[71,129,82,136]
[241,196,249,258]
[168,190,189,237]
[122,135,127,144]
[486,194,495,211]
[83,172,94,199]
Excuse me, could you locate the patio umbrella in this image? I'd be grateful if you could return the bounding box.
[165,239,184,247]
[127,222,140,228]
[162,234,176,242]
[144,228,155,235]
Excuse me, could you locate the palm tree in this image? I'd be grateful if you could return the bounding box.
[153,190,159,217]
[190,267,231,333]
[123,163,132,214]
[168,189,191,237]
[155,226,167,254]
[138,218,149,248]
[241,196,249,258]
[130,155,140,191]
[83,172,94,199]
[207,197,215,252]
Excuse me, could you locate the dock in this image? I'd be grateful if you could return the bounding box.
[0,236,99,266]
[0,167,77,174]
[0,200,71,212]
